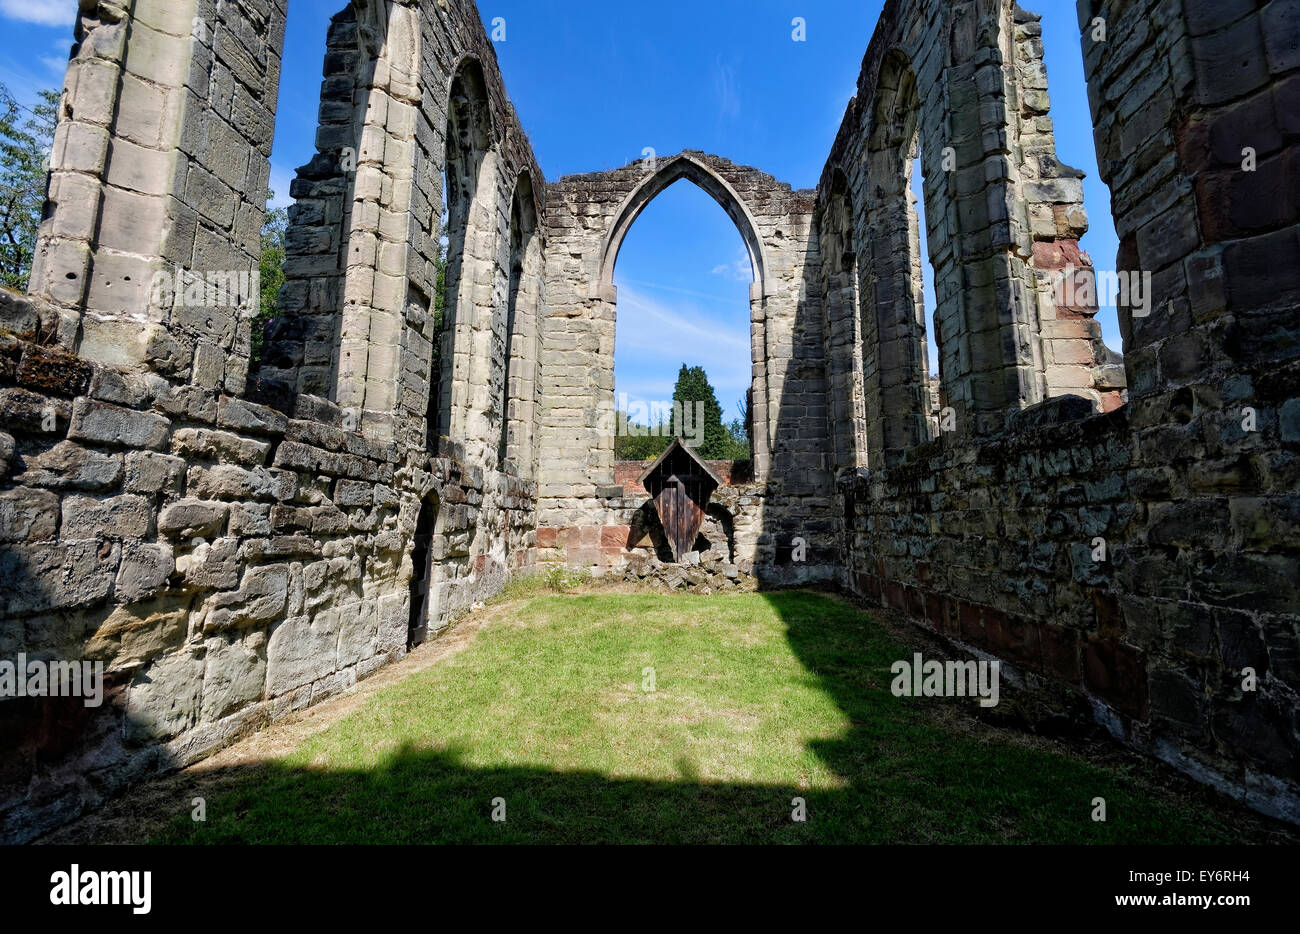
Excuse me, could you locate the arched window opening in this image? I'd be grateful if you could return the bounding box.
[864,52,935,466]
[819,170,868,472]
[1029,6,1127,412]
[428,58,493,450]
[610,175,755,466]
[910,151,942,434]
[498,174,541,473]
[253,4,357,399]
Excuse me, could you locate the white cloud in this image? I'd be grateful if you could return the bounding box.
[0,0,76,28]
[713,55,740,121]
[614,284,752,420]
[710,248,753,283]
[40,38,68,76]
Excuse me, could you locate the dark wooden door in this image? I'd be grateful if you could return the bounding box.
[656,473,705,561]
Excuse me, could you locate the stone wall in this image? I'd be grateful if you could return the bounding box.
[1,0,1296,841]
[0,0,542,843]
[537,152,839,586]
[825,0,1300,821]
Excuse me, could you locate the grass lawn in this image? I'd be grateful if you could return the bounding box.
[157,591,1260,844]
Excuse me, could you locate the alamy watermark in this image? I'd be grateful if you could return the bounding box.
[50,865,150,914]
[149,265,260,312]
[1052,266,1154,318]
[890,652,1000,708]
[0,654,104,707]
[616,393,705,448]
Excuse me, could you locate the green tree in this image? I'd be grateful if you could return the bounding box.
[613,409,671,460]
[250,193,287,361]
[669,363,728,459]
[0,83,58,291]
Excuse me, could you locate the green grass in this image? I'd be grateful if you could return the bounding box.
[159,591,1252,843]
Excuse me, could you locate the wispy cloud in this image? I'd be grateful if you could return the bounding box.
[710,247,753,283]
[0,0,75,28]
[713,55,740,121]
[619,278,740,306]
[40,39,68,77]
[614,283,752,421]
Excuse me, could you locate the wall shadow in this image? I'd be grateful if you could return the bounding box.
[49,592,1283,846]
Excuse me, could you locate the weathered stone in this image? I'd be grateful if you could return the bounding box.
[17,441,123,492]
[114,541,174,603]
[170,427,270,465]
[124,650,204,743]
[67,398,169,450]
[0,541,119,616]
[201,631,267,721]
[14,345,93,397]
[123,450,185,495]
[157,499,229,539]
[266,612,342,695]
[60,493,151,540]
[205,563,289,631]
[0,488,59,543]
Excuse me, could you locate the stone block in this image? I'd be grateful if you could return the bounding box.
[61,493,151,541]
[0,488,59,543]
[158,499,229,539]
[114,541,175,603]
[266,611,342,696]
[124,649,204,743]
[68,399,170,450]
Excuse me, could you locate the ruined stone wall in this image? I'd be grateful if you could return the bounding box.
[2,0,1296,842]
[830,0,1299,821]
[0,0,544,843]
[538,152,838,585]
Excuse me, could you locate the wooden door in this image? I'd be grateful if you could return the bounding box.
[656,473,705,562]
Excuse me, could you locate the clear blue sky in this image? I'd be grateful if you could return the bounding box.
[0,0,1120,423]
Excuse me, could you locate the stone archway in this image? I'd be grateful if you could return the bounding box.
[593,154,773,478]
[597,154,769,300]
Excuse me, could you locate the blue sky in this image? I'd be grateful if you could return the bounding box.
[0,0,1120,423]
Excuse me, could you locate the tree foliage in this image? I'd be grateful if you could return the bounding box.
[250,195,287,361]
[669,363,730,459]
[613,411,671,460]
[0,83,58,291]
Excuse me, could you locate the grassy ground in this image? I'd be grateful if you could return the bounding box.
[153,591,1270,844]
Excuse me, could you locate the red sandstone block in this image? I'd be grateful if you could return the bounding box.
[959,601,985,647]
[578,525,601,547]
[1083,637,1149,720]
[601,525,630,548]
[984,608,1009,653]
[536,527,558,548]
[1092,589,1124,638]
[1039,623,1080,684]
[924,591,946,629]
[883,581,906,611]
[1100,391,1125,414]
[1004,615,1042,667]
[1033,241,1068,269]
[905,586,925,620]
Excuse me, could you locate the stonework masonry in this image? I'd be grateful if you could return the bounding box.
[0,0,1295,841]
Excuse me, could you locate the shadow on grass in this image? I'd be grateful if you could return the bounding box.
[153,592,1259,844]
